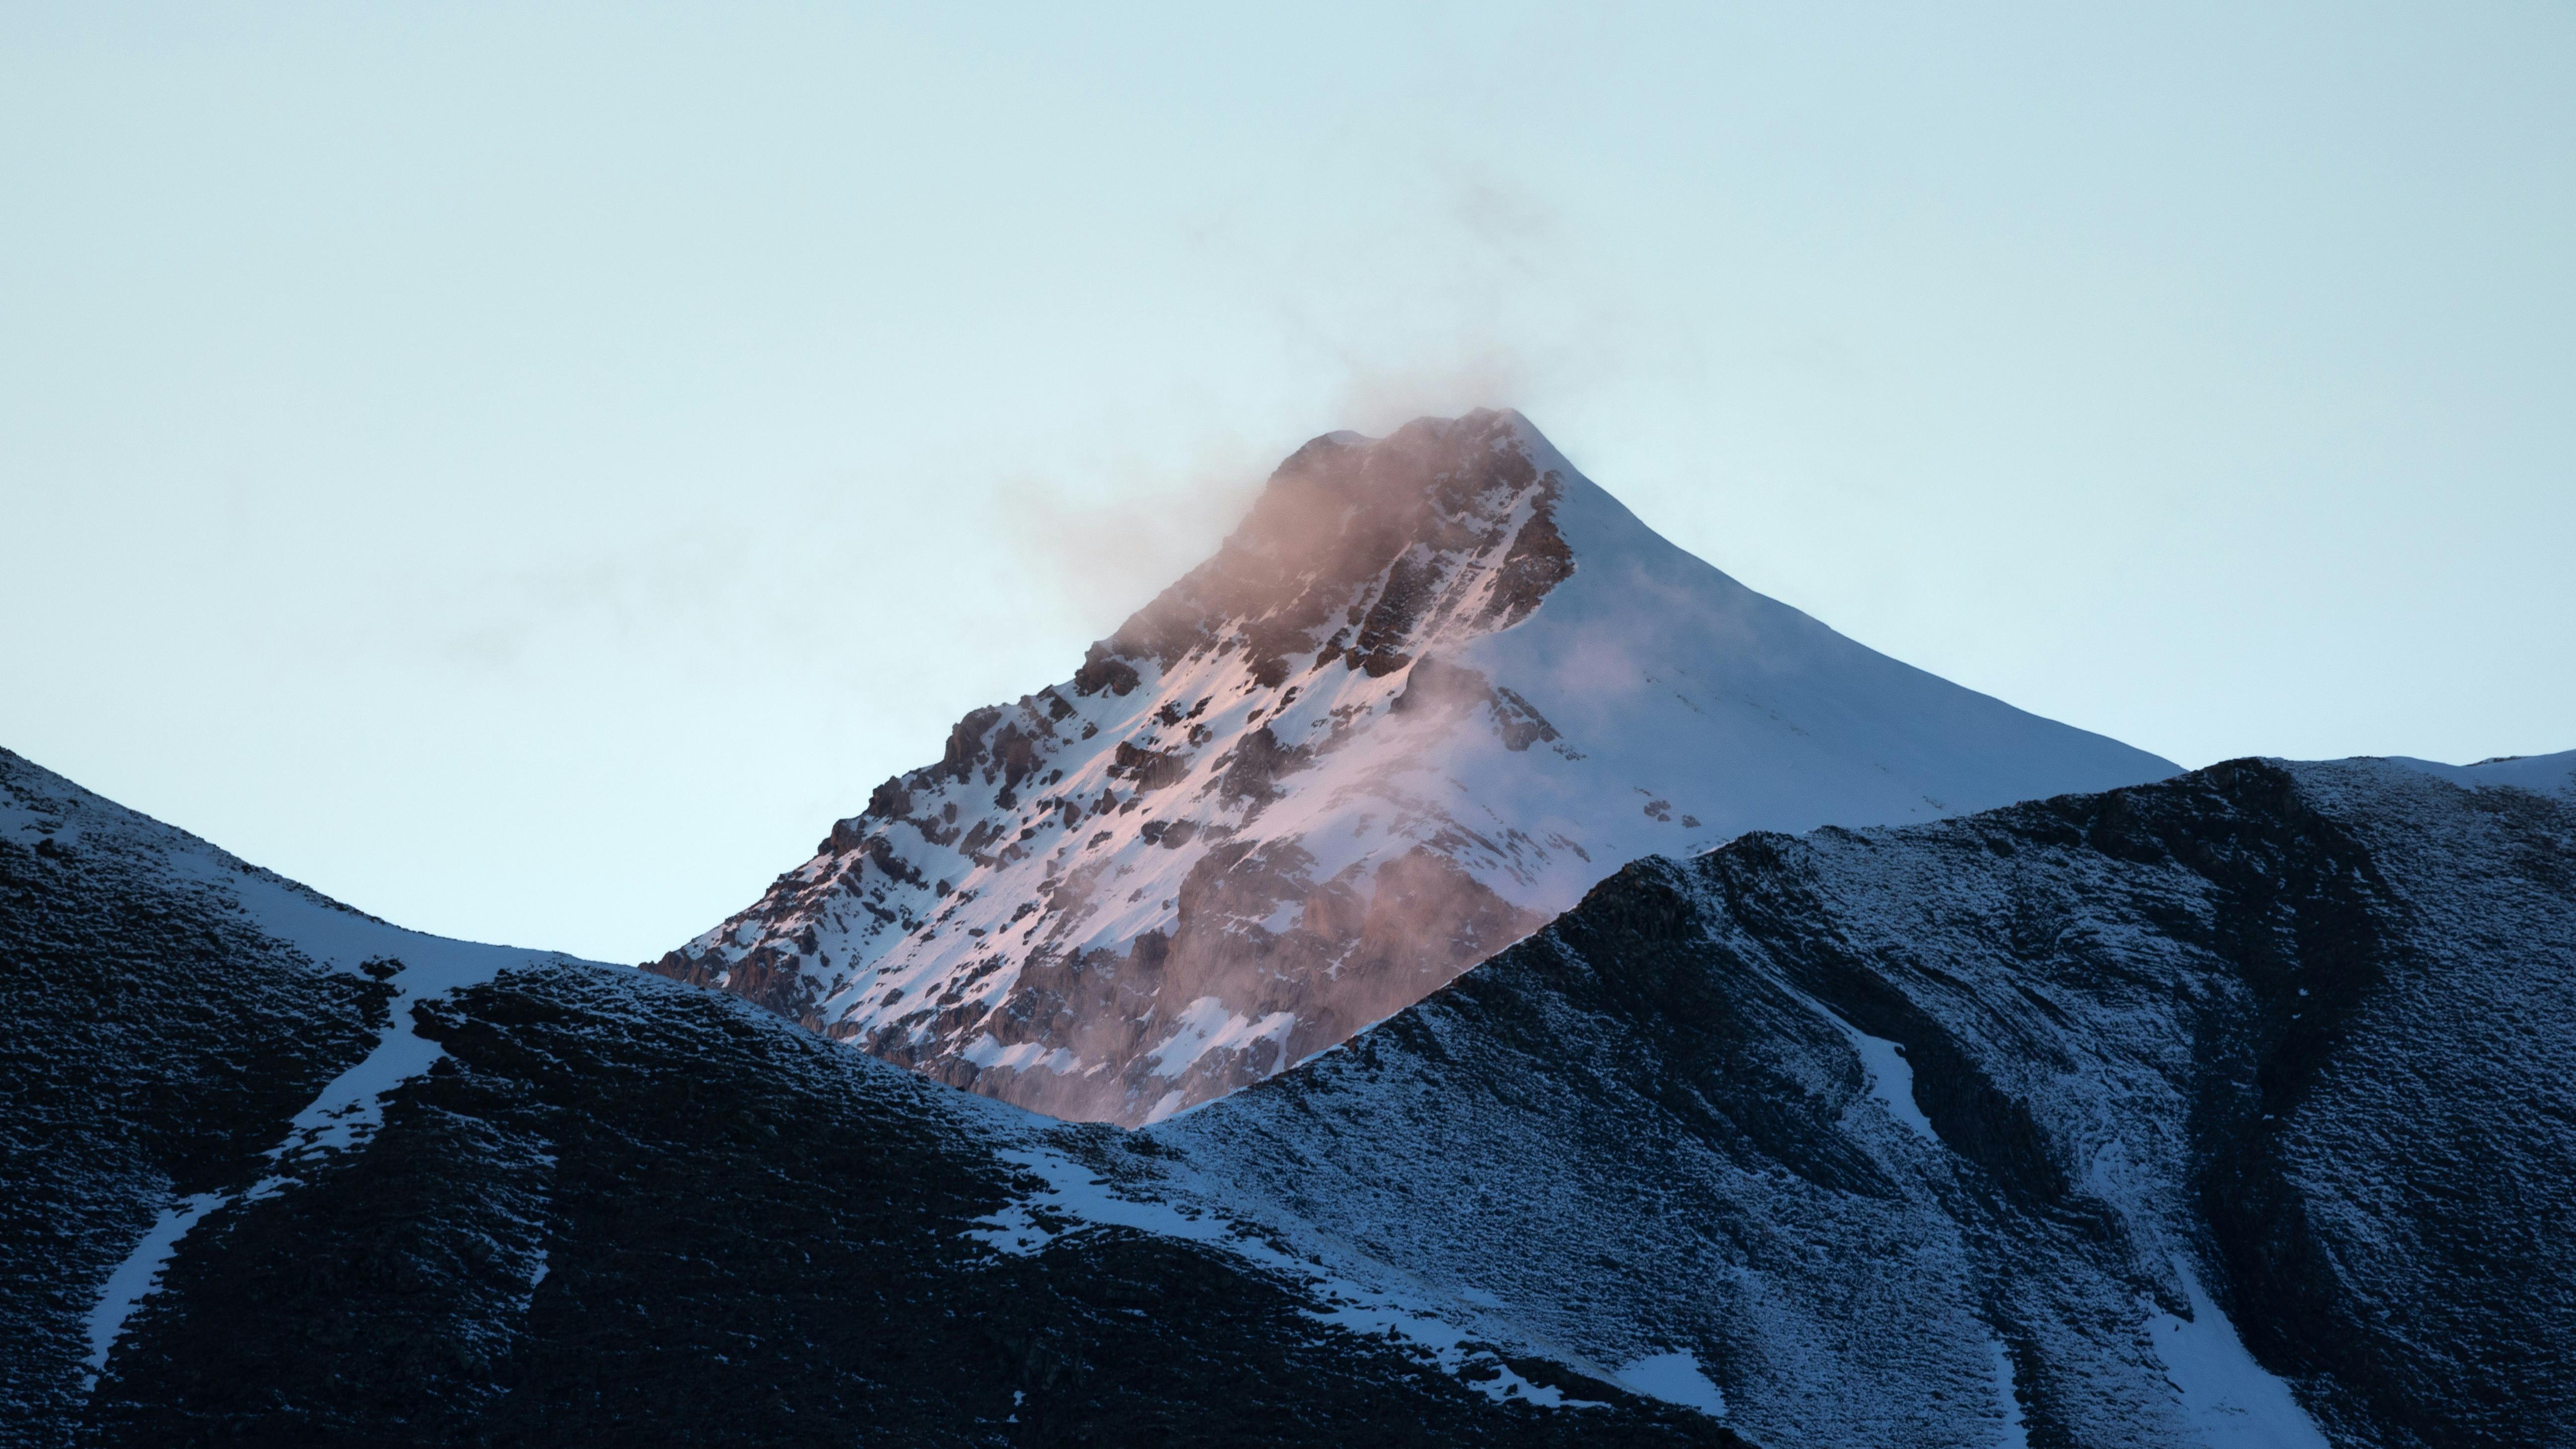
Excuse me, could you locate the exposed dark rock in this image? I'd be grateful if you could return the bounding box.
[933,707,1006,784]
[1478,482,1575,630]
[1210,726,1314,813]
[1110,742,1192,793]
[1393,657,1562,753]
[1070,644,1141,698]
[869,776,914,820]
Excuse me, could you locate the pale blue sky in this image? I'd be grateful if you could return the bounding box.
[5,3,2570,961]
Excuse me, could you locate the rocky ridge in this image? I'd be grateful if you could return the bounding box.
[13,744,2570,1445]
[1114,749,2576,1446]
[0,746,1731,1447]
[650,411,2175,1124]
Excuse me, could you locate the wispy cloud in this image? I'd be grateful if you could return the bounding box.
[362,162,1655,688]
[986,440,1270,636]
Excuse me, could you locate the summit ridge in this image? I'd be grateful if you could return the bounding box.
[650,411,2177,1122]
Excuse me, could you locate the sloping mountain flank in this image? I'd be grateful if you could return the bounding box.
[650,410,2177,1124]
[1113,752,2576,1448]
[17,745,2568,1445]
[1,747,1730,1447]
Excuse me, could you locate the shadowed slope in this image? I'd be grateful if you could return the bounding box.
[1127,754,2576,1447]
[0,748,1731,1448]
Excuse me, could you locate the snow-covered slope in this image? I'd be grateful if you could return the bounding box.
[2386,746,2576,800]
[1099,754,2576,1447]
[651,411,2178,1123]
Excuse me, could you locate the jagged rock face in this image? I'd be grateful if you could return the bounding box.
[650,410,2177,1124]
[1135,755,2576,1447]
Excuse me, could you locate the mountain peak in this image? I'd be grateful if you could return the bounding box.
[1099,410,1577,692]
[649,413,2175,1124]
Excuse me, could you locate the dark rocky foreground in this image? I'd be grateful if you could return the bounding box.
[5,745,2572,1446]
[0,749,1727,1448]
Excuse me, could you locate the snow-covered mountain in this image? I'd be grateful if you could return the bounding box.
[651,410,2177,1124]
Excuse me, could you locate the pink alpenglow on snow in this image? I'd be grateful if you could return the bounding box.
[649,411,2177,1123]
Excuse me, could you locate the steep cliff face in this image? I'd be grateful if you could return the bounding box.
[649,410,2175,1124]
[1124,752,2576,1448]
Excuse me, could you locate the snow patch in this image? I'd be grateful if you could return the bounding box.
[1846,1026,1938,1142]
[1807,1000,1939,1143]
[1988,1336,2031,1448]
[2387,748,2576,802]
[2146,1259,2329,1448]
[80,924,559,1374]
[1314,1295,1603,1409]
[83,1191,221,1382]
[963,1198,1054,1256]
[229,918,554,1197]
[1612,1350,1727,1418]
[971,1145,1603,1410]
[961,1034,1082,1075]
[1143,997,1297,1080]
